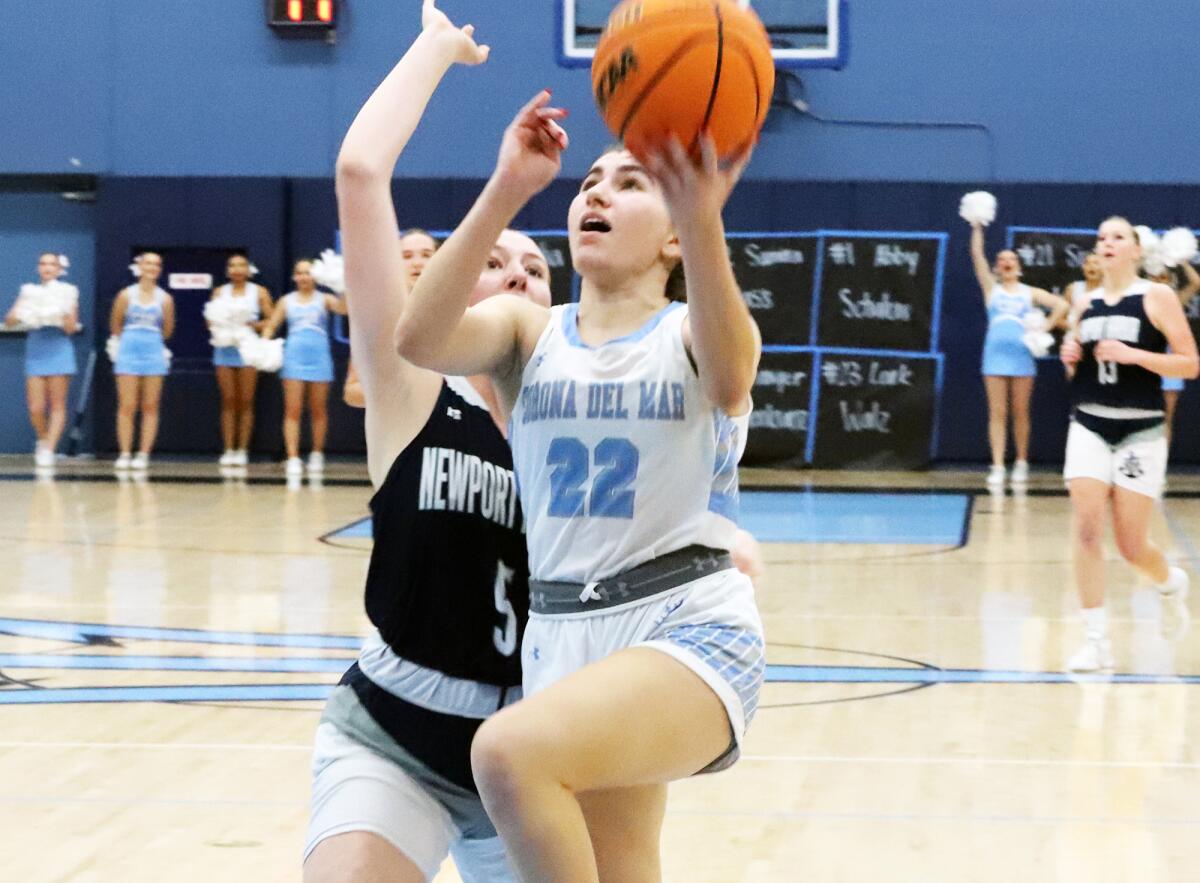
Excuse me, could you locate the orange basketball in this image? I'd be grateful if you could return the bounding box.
[591,0,775,161]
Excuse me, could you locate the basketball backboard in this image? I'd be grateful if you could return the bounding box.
[557,0,847,70]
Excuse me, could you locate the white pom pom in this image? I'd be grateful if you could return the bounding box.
[205,299,256,347]
[16,282,70,328]
[248,263,260,278]
[1160,227,1198,268]
[106,335,121,362]
[1022,330,1055,358]
[162,347,173,368]
[129,261,142,278]
[1137,226,1166,275]
[1022,310,1048,332]
[959,191,997,226]
[309,249,345,294]
[58,255,70,270]
[237,335,284,372]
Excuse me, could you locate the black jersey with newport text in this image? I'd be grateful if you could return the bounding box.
[1072,281,1167,413]
[364,380,528,687]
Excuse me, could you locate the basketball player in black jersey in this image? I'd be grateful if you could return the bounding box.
[303,6,544,881]
[1060,217,1198,672]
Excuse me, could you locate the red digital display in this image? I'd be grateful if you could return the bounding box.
[269,0,336,28]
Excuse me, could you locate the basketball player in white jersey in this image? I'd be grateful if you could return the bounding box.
[1060,217,1197,671]
[397,72,764,883]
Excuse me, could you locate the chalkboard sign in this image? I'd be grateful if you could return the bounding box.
[743,349,813,467]
[1006,228,1097,296]
[816,233,944,352]
[811,353,938,469]
[529,234,577,306]
[727,235,817,347]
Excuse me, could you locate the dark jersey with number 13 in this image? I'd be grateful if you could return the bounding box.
[1072,280,1166,414]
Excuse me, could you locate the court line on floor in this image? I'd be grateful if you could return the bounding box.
[739,754,1200,770]
[668,808,1200,826]
[2,793,1197,828]
[0,741,1192,772]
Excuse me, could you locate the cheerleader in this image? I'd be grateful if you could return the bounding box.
[110,253,175,470]
[970,222,1069,484]
[262,259,346,475]
[1064,251,1104,321]
[1145,258,1199,440]
[1061,217,1198,671]
[3,253,79,468]
[208,254,273,466]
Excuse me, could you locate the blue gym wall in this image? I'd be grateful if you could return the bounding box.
[4,1,1200,182]
[2,2,1199,461]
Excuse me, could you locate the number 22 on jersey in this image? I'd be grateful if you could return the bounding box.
[546,436,640,519]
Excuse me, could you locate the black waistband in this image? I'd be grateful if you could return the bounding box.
[341,663,505,792]
[1073,409,1164,446]
[529,544,733,615]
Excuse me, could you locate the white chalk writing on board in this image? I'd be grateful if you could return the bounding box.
[756,370,807,393]
[839,400,891,433]
[744,243,806,267]
[741,288,775,310]
[838,289,913,321]
[873,244,919,276]
[751,404,808,431]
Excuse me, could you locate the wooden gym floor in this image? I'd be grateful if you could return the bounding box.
[1,456,1198,882]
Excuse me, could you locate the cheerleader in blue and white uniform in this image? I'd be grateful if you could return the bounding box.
[1145,258,1199,441]
[1064,251,1105,320]
[3,253,79,468]
[208,254,273,466]
[397,85,765,878]
[262,259,345,475]
[109,252,175,470]
[970,222,1068,484]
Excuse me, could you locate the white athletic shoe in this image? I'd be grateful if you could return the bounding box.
[1159,567,1191,638]
[34,446,55,468]
[218,449,237,466]
[1067,636,1114,673]
[130,453,149,471]
[233,449,249,466]
[986,465,1006,486]
[306,451,325,474]
[1010,460,1030,483]
[285,457,304,476]
[114,453,132,470]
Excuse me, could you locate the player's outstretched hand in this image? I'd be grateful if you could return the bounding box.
[422,0,490,66]
[493,90,570,202]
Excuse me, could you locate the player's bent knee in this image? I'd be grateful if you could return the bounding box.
[304,832,423,883]
[471,715,542,803]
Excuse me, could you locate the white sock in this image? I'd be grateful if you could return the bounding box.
[1081,605,1108,639]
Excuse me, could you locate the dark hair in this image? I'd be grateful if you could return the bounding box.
[227,252,250,263]
[666,260,686,302]
[293,257,315,270]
